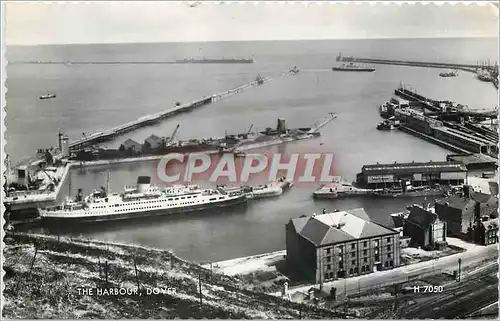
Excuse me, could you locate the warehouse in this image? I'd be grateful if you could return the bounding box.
[286,208,400,284]
[356,161,467,189]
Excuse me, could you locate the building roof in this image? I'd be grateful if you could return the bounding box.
[289,208,397,247]
[121,139,141,148]
[145,134,163,145]
[406,205,438,229]
[436,192,498,210]
[482,218,499,230]
[362,161,467,176]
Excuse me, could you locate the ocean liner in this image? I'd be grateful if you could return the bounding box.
[38,176,247,222]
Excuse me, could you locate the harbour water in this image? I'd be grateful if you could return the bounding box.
[6,38,498,263]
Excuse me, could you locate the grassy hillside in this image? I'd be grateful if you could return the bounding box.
[3,233,348,319]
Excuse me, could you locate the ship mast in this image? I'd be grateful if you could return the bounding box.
[106,171,110,195]
[68,171,72,199]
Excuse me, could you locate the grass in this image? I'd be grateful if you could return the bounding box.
[3,232,349,319]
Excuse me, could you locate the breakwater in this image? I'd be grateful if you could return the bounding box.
[337,55,478,72]
[69,72,290,151]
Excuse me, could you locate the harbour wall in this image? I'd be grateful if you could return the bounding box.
[69,71,296,151]
[338,56,478,72]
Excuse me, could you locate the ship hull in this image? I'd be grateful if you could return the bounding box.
[40,195,247,223]
[332,67,375,72]
[371,189,447,198]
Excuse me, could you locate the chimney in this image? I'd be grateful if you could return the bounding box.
[463,185,471,199]
[474,201,481,223]
[277,118,286,134]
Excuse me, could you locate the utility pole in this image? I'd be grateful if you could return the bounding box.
[198,273,203,307]
[458,258,462,282]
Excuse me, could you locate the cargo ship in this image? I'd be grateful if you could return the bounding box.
[332,62,375,72]
[175,57,254,64]
[38,176,247,223]
[477,69,493,82]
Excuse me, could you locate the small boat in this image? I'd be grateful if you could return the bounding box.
[313,180,374,199]
[246,182,283,199]
[439,70,458,77]
[332,62,375,72]
[256,74,264,85]
[377,118,401,131]
[39,93,56,100]
[290,66,300,74]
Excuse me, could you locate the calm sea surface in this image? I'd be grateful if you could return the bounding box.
[6,38,498,263]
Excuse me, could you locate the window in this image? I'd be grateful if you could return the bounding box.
[351,252,355,258]
[354,267,359,274]
[375,255,380,261]
[338,256,342,261]
[363,250,367,256]
[338,262,343,269]
[374,249,379,255]
[324,273,329,280]
[349,268,353,275]
[387,245,391,251]
[326,256,331,262]
[351,260,355,265]
[363,258,368,263]
[387,237,392,243]
[390,260,394,267]
[338,246,343,253]
[326,264,331,270]
[363,241,368,247]
[351,244,355,250]
[388,253,392,258]
[326,248,331,254]
[374,240,379,247]
[329,272,334,279]
[361,266,366,272]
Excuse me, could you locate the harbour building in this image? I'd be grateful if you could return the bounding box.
[434,186,498,239]
[356,161,467,189]
[286,208,400,284]
[402,205,447,250]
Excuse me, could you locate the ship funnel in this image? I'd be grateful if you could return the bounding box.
[277,118,286,134]
[137,176,151,193]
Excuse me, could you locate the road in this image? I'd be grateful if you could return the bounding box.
[275,240,497,298]
[400,262,498,318]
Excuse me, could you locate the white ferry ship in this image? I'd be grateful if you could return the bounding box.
[38,176,247,222]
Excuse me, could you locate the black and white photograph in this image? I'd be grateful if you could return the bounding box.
[1,1,499,319]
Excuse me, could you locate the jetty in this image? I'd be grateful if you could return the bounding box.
[69,71,293,151]
[382,86,498,160]
[394,87,498,119]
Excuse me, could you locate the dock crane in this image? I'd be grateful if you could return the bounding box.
[225,124,254,153]
[165,124,180,147]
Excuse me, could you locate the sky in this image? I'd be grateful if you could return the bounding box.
[4,1,500,45]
